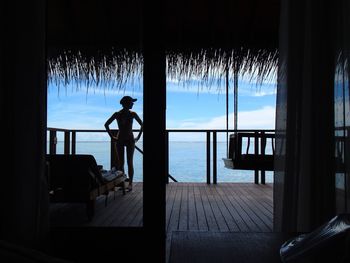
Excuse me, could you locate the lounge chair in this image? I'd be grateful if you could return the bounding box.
[280,214,350,262]
[46,154,126,220]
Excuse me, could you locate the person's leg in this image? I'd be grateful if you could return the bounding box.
[116,142,125,173]
[126,142,135,190]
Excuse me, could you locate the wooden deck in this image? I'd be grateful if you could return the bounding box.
[50,182,273,232]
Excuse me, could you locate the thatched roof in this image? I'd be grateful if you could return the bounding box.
[47,0,280,87]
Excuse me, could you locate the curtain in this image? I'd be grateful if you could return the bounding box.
[274,0,338,232]
[334,0,350,214]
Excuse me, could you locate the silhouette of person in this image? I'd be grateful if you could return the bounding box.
[105,96,143,191]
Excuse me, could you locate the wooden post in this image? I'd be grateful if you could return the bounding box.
[110,130,118,170]
[71,131,76,155]
[254,131,259,184]
[206,131,211,184]
[165,131,169,184]
[261,131,266,184]
[213,131,217,184]
[226,60,229,157]
[142,1,166,261]
[64,131,70,155]
[49,130,57,154]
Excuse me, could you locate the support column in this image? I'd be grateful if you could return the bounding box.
[142,1,166,262]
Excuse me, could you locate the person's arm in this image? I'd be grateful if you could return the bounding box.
[104,112,118,140]
[133,112,143,142]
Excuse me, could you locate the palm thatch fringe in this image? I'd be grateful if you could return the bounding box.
[48,47,278,89]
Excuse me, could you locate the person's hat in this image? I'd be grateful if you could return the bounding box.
[120,96,137,105]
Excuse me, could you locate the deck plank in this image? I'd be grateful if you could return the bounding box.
[221,184,262,232]
[96,184,140,226]
[227,184,271,232]
[167,184,182,232]
[115,183,144,226]
[188,183,199,231]
[214,184,250,232]
[208,185,240,232]
[238,185,273,219]
[204,185,230,232]
[241,185,274,213]
[165,182,175,230]
[193,183,209,231]
[50,183,273,234]
[237,195,273,231]
[178,184,188,231]
[199,184,220,231]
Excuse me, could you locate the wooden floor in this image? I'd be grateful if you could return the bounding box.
[166,183,273,232]
[169,232,287,263]
[50,182,273,232]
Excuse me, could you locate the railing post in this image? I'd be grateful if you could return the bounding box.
[213,131,217,184]
[206,131,211,184]
[110,130,118,170]
[71,131,76,155]
[261,131,266,184]
[254,131,259,184]
[49,130,57,154]
[165,131,169,184]
[64,131,70,155]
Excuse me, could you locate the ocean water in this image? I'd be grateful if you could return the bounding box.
[49,141,273,183]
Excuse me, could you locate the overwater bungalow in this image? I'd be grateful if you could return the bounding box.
[1,0,350,263]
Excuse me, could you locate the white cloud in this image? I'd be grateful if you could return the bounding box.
[167,106,275,141]
[174,106,275,130]
[238,106,276,129]
[238,85,277,97]
[252,90,277,97]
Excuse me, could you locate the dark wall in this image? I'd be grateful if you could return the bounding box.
[0,0,48,249]
[1,1,167,262]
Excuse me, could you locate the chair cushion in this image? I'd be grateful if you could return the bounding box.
[101,170,124,182]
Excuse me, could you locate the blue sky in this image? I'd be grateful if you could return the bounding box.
[47,76,276,141]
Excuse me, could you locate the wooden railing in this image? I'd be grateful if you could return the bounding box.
[47,128,275,184]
